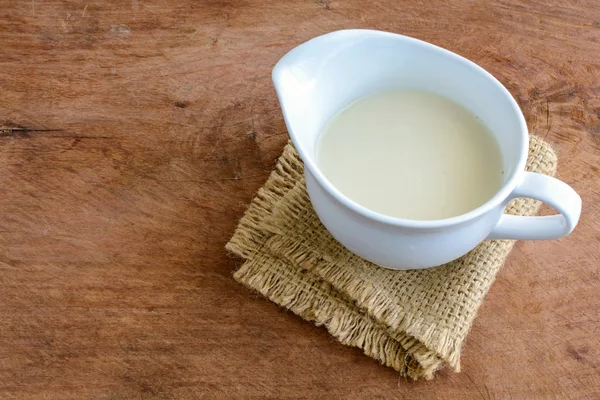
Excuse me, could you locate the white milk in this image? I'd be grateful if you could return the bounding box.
[316,89,504,220]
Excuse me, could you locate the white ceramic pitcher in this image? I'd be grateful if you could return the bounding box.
[272,29,582,270]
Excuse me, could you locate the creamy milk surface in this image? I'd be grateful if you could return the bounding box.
[316,89,504,220]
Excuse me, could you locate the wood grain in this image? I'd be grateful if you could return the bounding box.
[1,0,599,398]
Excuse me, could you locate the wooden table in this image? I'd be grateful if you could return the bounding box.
[1,1,599,398]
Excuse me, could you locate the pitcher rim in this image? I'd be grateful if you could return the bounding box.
[273,29,529,229]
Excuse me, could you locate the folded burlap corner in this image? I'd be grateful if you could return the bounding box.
[227,136,557,380]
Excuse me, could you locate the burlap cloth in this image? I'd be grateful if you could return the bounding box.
[226,136,557,379]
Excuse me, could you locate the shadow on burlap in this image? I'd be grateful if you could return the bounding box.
[227,136,557,380]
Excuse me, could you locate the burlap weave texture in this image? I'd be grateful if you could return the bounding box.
[227,136,557,379]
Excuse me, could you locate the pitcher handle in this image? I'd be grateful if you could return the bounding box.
[487,172,581,240]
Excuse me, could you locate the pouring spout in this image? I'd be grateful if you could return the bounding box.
[272,29,381,164]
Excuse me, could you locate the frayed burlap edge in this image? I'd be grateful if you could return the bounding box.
[233,252,443,379]
[227,144,304,260]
